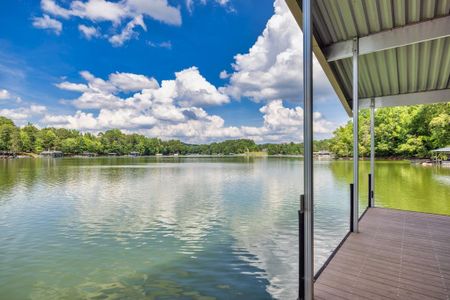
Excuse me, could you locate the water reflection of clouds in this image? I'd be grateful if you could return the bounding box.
[226,159,300,300]
[226,160,350,300]
[63,163,230,256]
[70,161,278,297]
[50,161,274,298]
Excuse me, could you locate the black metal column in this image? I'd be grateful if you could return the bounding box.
[350,183,354,232]
[299,194,305,300]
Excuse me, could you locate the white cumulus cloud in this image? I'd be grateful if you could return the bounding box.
[0,105,47,124]
[126,0,182,26]
[70,0,128,23]
[174,67,230,106]
[186,0,232,13]
[56,67,229,110]
[46,68,334,142]
[36,0,233,46]
[78,24,100,39]
[37,0,181,46]
[56,82,90,92]
[32,14,63,35]
[58,70,159,94]
[109,72,159,91]
[108,15,147,47]
[221,0,334,103]
[26,0,340,142]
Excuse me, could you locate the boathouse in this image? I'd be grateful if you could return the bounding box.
[432,146,450,167]
[40,150,63,158]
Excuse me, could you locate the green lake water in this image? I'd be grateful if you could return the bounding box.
[0,157,449,299]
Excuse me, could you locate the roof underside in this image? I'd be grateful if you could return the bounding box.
[286,0,450,115]
[432,147,450,152]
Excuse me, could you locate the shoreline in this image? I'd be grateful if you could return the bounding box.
[2,153,303,159]
[0,153,436,161]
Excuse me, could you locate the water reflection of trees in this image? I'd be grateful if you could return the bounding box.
[374,161,450,214]
[329,160,371,211]
[0,159,43,198]
[329,160,450,214]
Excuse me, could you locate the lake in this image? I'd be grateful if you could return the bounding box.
[0,157,449,299]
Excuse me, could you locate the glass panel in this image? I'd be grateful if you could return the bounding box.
[313,160,351,273]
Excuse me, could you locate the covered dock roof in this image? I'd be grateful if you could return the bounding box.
[285,1,450,299]
[432,146,450,152]
[286,0,450,114]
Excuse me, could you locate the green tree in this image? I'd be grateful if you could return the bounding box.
[20,123,39,152]
[37,129,58,151]
[330,103,450,158]
[429,112,450,149]
[81,134,102,153]
[99,129,127,154]
[60,138,79,154]
[0,117,20,152]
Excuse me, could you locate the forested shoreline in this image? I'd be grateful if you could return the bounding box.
[0,116,328,156]
[330,103,449,158]
[0,103,448,158]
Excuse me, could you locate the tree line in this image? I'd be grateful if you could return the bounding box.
[330,103,449,158]
[0,116,331,156]
[1,102,447,158]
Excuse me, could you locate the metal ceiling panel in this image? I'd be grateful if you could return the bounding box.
[287,0,450,112]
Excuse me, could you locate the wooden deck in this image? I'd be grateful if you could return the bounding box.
[315,208,450,299]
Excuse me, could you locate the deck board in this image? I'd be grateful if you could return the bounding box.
[315,208,450,299]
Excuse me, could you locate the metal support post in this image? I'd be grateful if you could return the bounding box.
[352,38,359,232]
[302,0,314,298]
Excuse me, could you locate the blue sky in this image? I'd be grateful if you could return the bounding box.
[0,0,349,143]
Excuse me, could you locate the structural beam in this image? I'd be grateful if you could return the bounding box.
[352,38,359,233]
[360,89,450,109]
[324,16,450,62]
[302,0,314,298]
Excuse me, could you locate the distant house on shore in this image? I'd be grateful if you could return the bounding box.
[41,151,63,158]
[431,146,450,155]
[431,146,450,167]
[314,151,333,159]
[81,152,96,157]
[0,151,17,159]
[129,152,140,157]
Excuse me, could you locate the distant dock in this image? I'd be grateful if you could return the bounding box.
[40,151,63,158]
[0,151,17,159]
